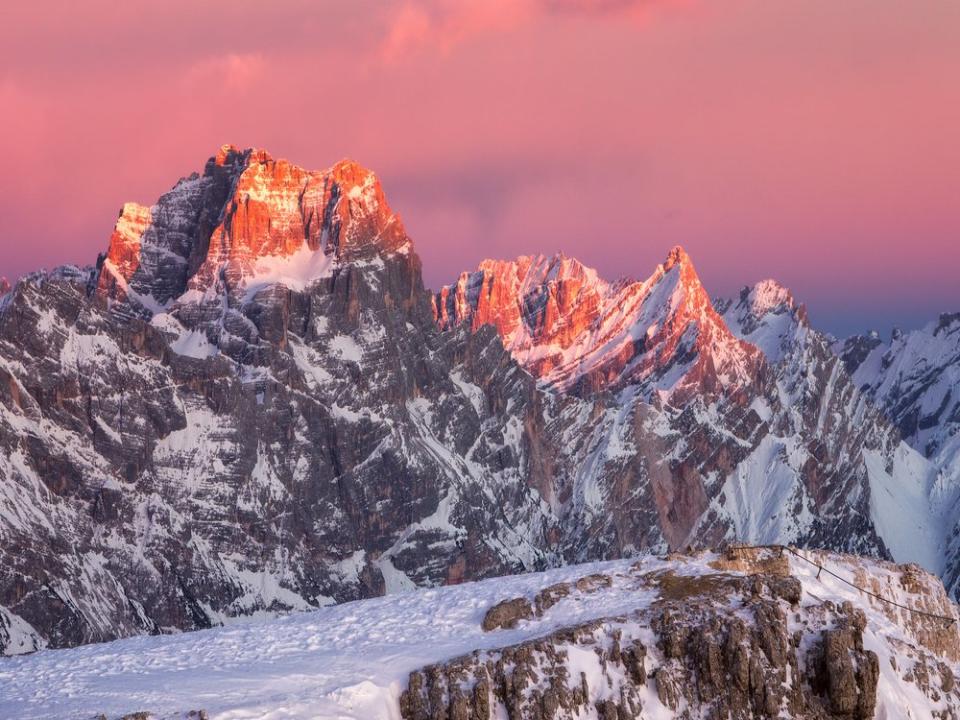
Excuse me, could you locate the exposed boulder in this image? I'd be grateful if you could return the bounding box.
[482,597,533,632]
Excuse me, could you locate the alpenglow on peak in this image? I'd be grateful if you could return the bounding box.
[97,146,410,310]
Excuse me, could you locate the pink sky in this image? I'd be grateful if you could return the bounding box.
[0,0,957,335]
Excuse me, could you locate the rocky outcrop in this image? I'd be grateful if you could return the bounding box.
[400,549,959,719]
[482,597,534,631]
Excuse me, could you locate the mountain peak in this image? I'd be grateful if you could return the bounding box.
[717,279,811,364]
[0,277,10,296]
[662,244,692,272]
[935,312,960,336]
[330,157,376,182]
[436,247,761,397]
[96,148,409,308]
[656,245,709,300]
[719,279,808,330]
[212,143,237,166]
[743,279,797,317]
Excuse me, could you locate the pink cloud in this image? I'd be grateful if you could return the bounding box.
[380,1,535,61]
[378,0,687,61]
[183,54,266,93]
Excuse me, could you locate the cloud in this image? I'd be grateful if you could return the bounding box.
[380,1,533,62]
[544,0,655,15]
[378,0,687,61]
[183,53,266,93]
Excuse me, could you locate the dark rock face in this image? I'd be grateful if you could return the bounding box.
[0,148,558,654]
[0,146,953,656]
[811,620,879,719]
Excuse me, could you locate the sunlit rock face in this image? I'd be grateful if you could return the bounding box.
[0,146,954,657]
[435,247,764,399]
[96,145,411,309]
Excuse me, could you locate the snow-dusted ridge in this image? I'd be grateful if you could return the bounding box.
[836,314,960,595]
[1,550,957,719]
[434,247,761,397]
[717,281,955,577]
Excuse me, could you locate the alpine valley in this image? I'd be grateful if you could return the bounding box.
[0,146,958,659]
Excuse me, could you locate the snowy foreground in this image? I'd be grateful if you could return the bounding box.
[1,551,958,720]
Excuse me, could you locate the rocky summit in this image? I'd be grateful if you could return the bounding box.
[1,146,958,657]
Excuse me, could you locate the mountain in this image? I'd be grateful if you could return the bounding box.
[715,281,949,574]
[2,549,957,719]
[837,316,960,593]
[433,248,762,398]
[438,254,944,564]
[0,146,552,654]
[0,145,956,657]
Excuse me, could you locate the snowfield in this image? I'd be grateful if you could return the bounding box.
[4,558,646,720]
[1,550,958,720]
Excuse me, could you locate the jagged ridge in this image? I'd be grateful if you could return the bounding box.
[434,247,764,398]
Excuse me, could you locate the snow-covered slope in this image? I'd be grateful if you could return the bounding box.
[837,315,960,594]
[716,281,949,574]
[1,550,957,720]
[840,314,960,492]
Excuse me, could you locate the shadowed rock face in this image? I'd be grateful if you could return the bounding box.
[0,148,551,654]
[0,146,950,655]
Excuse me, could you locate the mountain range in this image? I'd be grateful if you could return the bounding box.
[0,145,957,656]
